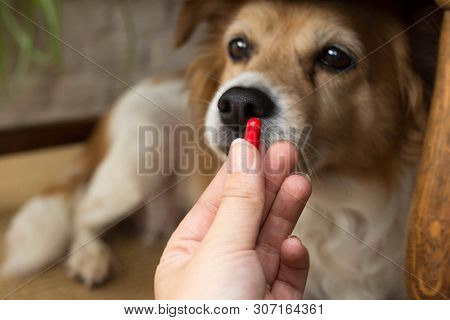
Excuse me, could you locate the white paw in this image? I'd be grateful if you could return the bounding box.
[1,196,70,278]
[66,240,113,287]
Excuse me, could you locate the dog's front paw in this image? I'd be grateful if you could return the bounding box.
[66,240,114,287]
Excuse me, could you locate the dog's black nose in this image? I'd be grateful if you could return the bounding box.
[217,87,275,126]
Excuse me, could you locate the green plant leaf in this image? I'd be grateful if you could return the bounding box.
[0,0,62,89]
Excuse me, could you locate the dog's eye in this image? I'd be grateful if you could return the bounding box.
[317,46,355,71]
[228,37,251,62]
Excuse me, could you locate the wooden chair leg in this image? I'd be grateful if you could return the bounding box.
[406,1,450,300]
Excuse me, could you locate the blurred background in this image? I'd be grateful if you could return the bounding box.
[0,0,445,301]
[0,0,196,299]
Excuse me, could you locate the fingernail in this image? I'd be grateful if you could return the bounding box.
[230,137,245,148]
[228,138,257,173]
[292,171,311,183]
[288,235,302,245]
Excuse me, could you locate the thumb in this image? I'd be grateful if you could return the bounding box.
[202,138,265,251]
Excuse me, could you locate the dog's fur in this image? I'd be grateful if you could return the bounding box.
[1,0,439,298]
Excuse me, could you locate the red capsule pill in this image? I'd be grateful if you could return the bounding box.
[244,117,261,149]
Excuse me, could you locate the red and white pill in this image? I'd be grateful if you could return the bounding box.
[244,117,261,149]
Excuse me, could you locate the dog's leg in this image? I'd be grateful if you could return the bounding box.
[1,152,93,278]
[66,137,152,286]
[1,195,72,277]
[66,77,191,286]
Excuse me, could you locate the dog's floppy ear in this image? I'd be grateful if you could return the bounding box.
[391,2,441,158]
[407,3,442,107]
[174,0,243,48]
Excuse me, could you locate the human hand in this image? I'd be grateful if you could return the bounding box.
[155,139,311,299]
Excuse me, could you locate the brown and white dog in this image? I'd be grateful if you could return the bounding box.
[1,0,439,299]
